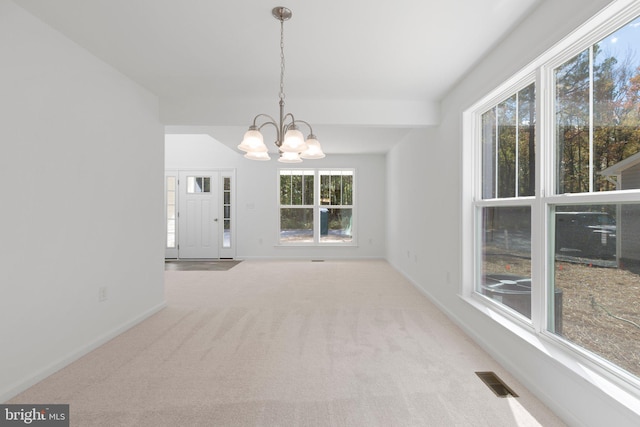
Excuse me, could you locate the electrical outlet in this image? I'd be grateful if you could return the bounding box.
[98,287,108,302]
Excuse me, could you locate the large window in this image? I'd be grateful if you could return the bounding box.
[468,7,640,384]
[279,169,355,244]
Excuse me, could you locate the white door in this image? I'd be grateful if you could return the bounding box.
[178,171,219,259]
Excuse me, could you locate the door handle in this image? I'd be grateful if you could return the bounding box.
[214,218,219,222]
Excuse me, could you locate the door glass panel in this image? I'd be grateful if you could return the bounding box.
[222,177,231,248]
[166,176,176,248]
[187,176,212,193]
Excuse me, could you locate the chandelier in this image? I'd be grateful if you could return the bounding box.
[238,7,325,163]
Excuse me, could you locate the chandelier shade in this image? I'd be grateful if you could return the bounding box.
[280,127,307,153]
[278,151,303,163]
[237,128,268,153]
[238,7,324,162]
[300,135,325,159]
[244,151,271,161]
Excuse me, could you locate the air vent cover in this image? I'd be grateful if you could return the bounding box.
[475,371,518,397]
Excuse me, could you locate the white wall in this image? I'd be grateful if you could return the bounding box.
[388,0,640,426]
[0,1,165,401]
[166,134,386,259]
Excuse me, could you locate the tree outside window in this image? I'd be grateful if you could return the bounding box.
[279,169,354,244]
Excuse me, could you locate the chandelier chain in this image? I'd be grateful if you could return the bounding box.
[279,19,286,101]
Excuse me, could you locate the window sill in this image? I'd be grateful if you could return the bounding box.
[460,293,640,415]
[275,243,358,248]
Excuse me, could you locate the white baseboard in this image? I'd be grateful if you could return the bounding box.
[1,302,167,403]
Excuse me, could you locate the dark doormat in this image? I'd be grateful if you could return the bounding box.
[164,260,242,271]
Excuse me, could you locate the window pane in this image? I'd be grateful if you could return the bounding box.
[320,174,331,205]
[166,176,176,248]
[481,86,535,199]
[482,107,497,199]
[280,173,291,205]
[342,174,353,205]
[497,95,517,198]
[480,206,532,319]
[167,234,175,248]
[281,171,311,206]
[280,208,314,243]
[187,176,211,193]
[551,203,640,378]
[291,174,303,205]
[594,16,640,191]
[320,208,353,243]
[331,175,342,205]
[167,219,175,248]
[223,177,231,249]
[304,174,314,205]
[555,207,616,260]
[556,18,640,194]
[518,84,536,196]
[556,50,590,194]
[223,220,231,248]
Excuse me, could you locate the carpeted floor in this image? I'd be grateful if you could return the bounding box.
[9,260,565,426]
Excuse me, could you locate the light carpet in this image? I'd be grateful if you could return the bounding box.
[9,259,565,426]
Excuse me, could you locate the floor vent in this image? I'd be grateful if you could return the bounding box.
[475,372,518,398]
[311,259,325,262]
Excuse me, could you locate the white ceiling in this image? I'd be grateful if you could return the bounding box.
[15,0,541,154]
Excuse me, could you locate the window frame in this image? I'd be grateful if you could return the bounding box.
[277,168,357,246]
[463,0,640,398]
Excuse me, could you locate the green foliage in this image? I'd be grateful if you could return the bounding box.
[557,42,640,193]
[320,173,353,206]
[483,83,536,198]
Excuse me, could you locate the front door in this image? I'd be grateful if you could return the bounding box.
[178,171,219,259]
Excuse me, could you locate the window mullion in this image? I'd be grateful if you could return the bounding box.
[495,106,499,198]
[515,91,520,198]
[315,170,320,243]
[533,65,555,333]
[588,45,594,193]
